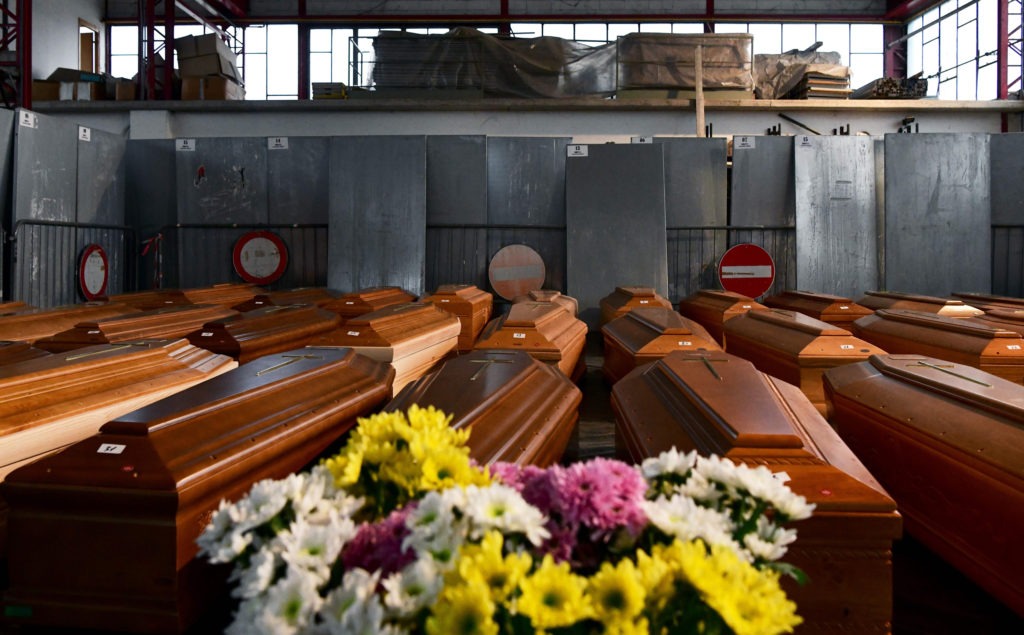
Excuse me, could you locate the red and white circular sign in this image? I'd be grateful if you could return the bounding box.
[233,231,288,285]
[717,243,775,299]
[78,243,109,300]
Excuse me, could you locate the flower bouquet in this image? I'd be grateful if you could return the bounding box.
[197,405,814,634]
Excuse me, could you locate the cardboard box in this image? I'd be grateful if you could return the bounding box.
[32,80,60,101]
[47,67,105,84]
[114,79,136,101]
[174,34,234,61]
[57,81,103,101]
[181,76,244,100]
[179,53,239,81]
[312,82,347,99]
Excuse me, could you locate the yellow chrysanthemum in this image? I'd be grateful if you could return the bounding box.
[454,531,533,603]
[323,451,362,488]
[517,555,591,629]
[426,582,498,635]
[588,558,646,625]
[635,546,675,611]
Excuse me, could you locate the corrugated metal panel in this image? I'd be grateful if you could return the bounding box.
[126,140,176,291]
[566,143,667,328]
[328,136,427,295]
[487,137,569,227]
[267,136,329,225]
[13,109,77,223]
[77,127,126,226]
[656,137,727,227]
[426,227,488,291]
[427,136,487,226]
[730,135,794,226]
[13,222,75,306]
[991,133,1024,225]
[0,109,13,301]
[176,137,268,225]
[794,136,879,299]
[884,133,991,295]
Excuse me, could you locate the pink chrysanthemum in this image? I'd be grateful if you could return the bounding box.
[340,507,416,576]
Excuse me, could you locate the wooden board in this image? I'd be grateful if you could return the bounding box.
[387,349,581,467]
[764,289,874,328]
[474,301,588,380]
[824,354,1024,616]
[420,284,494,352]
[857,290,984,318]
[1,347,392,634]
[611,350,901,633]
[187,304,341,363]
[0,302,141,344]
[601,307,721,384]
[598,286,673,326]
[513,289,579,316]
[233,286,342,312]
[321,286,417,322]
[677,288,769,346]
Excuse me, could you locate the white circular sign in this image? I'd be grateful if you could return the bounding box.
[78,244,109,300]
[233,231,288,284]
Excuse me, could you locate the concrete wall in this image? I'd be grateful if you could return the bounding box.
[32,0,106,79]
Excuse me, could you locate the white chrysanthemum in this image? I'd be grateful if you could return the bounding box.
[382,557,444,617]
[462,484,550,545]
[231,568,321,634]
[694,455,745,495]
[204,526,255,564]
[226,596,289,635]
[403,491,465,563]
[642,447,698,479]
[674,468,725,505]
[278,518,347,581]
[642,494,742,555]
[235,477,294,531]
[196,499,237,557]
[316,568,386,635]
[230,547,279,600]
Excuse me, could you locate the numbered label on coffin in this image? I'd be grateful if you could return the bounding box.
[78,243,109,300]
[232,230,289,285]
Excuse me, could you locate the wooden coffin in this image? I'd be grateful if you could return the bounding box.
[314,302,460,395]
[599,286,673,326]
[420,284,494,352]
[0,301,141,344]
[320,286,416,322]
[970,308,1024,336]
[823,354,1024,616]
[474,301,588,381]
[763,289,874,328]
[513,289,579,316]
[0,340,50,366]
[181,282,263,308]
[386,350,582,467]
[951,291,1024,312]
[0,340,236,481]
[611,350,902,633]
[857,290,984,318]
[187,304,341,363]
[677,288,769,346]
[105,289,194,310]
[233,286,342,312]
[851,309,1024,385]
[601,307,722,385]
[723,309,886,416]
[0,301,31,317]
[1,347,393,634]
[33,304,240,354]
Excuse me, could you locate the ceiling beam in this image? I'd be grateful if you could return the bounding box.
[885,0,945,20]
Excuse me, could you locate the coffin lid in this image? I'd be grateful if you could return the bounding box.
[0,340,50,365]
[0,302,141,341]
[219,303,335,328]
[764,290,873,318]
[744,308,851,337]
[80,303,238,329]
[0,338,195,383]
[615,286,659,298]
[421,284,493,308]
[181,282,263,307]
[501,301,565,328]
[618,306,702,335]
[680,289,767,312]
[951,291,1024,310]
[324,286,417,316]
[871,308,1020,339]
[982,308,1024,322]
[328,302,459,347]
[106,289,192,309]
[859,290,984,316]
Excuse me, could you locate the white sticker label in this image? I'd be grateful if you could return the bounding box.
[268,136,289,150]
[97,443,126,455]
[639,300,649,304]
[839,305,850,310]
[78,126,91,142]
[678,341,692,346]
[440,299,450,302]
[88,330,100,334]
[201,331,213,337]
[176,138,196,151]
[1009,344,1022,350]
[513,332,526,339]
[345,301,355,304]
[799,135,813,147]
[630,136,653,144]
[567,144,588,157]
[742,304,752,309]
[347,331,360,336]
[734,136,755,150]
[18,111,37,129]
[840,344,854,350]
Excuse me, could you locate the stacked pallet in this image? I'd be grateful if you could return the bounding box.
[786,70,851,99]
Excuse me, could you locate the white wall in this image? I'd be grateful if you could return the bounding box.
[32,0,106,80]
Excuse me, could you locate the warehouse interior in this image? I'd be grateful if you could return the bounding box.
[1,1,1024,634]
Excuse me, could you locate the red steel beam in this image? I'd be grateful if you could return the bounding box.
[999,0,1009,100]
[885,1,945,20]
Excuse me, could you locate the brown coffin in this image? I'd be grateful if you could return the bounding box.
[723,309,886,416]
[181,282,263,308]
[233,286,342,312]
[851,309,1024,385]
[0,301,141,344]
[513,289,579,316]
[386,350,582,467]
[600,307,722,384]
[763,290,874,328]
[33,304,240,353]
[1,347,393,634]
[951,291,1024,312]
[677,288,769,346]
[857,290,984,318]
[0,301,32,316]
[187,304,341,363]
[320,286,416,322]
[474,301,588,380]
[105,289,194,310]
[598,286,673,326]
[611,351,902,633]
[314,302,460,394]
[969,308,1024,336]
[823,354,1024,616]
[0,340,51,366]
[420,284,494,352]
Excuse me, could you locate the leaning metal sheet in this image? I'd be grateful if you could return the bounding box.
[884,133,991,295]
[328,136,427,295]
[77,126,126,226]
[267,136,329,225]
[991,133,1024,226]
[487,137,570,227]
[654,137,727,227]
[427,136,487,226]
[566,143,668,329]
[13,109,77,223]
[731,135,795,226]
[794,135,879,299]
[175,137,268,225]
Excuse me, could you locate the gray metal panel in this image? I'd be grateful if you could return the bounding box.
[176,137,268,225]
[427,136,487,226]
[13,109,77,223]
[655,137,727,227]
[487,137,570,227]
[328,136,427,295]
[566,143,668,329]
[730,135,794,226]
[991,133,1024,225]
[77,127,126,226]
[268,136,329,225]
[884,133,991,295]
[13,222,77,307]
[0,109,12,301]
[794,136,879,299]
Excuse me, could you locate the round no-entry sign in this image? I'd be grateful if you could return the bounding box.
[717,243,775,299]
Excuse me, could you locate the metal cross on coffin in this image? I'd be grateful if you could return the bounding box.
[904,358,991,387]
[676,355,730,380]
[469,357,514,381]
[256,353,324,377]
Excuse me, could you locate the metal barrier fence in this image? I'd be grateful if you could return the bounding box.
[12,220,135,308]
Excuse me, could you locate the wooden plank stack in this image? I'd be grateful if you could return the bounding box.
[420,284,494,352]
[851,76,928,99]
[678,288,769,346]
[785,71,851,99]
[601,307,721,384]
[187,304,342,363]
[475,301,588,380]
